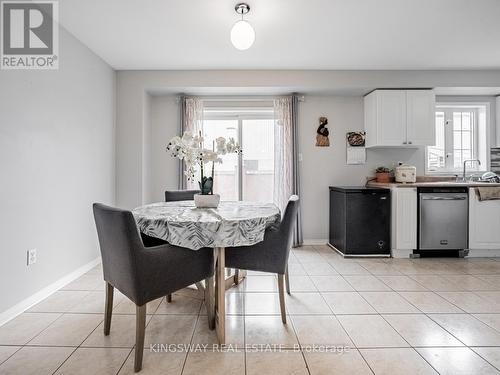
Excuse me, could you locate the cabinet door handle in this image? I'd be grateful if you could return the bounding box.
[408,141,412,144]
[403,141,407,145]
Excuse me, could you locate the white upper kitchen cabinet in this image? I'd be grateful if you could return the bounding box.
[364,89,435,147]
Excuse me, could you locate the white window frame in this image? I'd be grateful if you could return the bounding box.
[202,106,275,201]
[425,102,490,175]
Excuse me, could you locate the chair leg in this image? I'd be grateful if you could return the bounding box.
[166,294,172,303]
[135,304,147,372]
[285,266,291,295]
[277,274,287,324]
[104,282,114,335]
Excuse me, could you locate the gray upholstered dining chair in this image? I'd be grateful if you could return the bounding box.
[93,203,214,372]
[163,189,201,302]
[225,195,300,324]
[165,189,200,202]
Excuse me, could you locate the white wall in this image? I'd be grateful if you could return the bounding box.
[147,95,456,241]
[0,29,115,314]
[497,96,500,147]
[149,94,497,241]
[116,70,500,240]
[299,96,423,240]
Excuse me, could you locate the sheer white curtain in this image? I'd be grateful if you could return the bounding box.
[178,96,203,189]
[274,95,303,247]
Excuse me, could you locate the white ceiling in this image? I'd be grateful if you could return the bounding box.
[59,0,500,70]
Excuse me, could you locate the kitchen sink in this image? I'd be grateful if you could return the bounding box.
[451,180,496,184]
[453,180,497,184]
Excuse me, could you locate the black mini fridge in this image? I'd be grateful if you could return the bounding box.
[329,186,391,256]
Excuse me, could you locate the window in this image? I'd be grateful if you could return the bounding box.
[200,106,275,202]
[426,104,488,174]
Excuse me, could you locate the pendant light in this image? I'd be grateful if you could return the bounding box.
[230,3,255,50]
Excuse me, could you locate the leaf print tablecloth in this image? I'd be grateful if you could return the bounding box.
[132,201,281,250]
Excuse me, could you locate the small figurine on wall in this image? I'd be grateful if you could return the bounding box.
[316,116,330,147]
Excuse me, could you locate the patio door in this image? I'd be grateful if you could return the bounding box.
[202,114,274,202]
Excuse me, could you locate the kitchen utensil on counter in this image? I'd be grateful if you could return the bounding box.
[395,164,416,183]
[481,171,500,183]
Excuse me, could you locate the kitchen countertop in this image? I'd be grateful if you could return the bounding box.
[367,181,500,188]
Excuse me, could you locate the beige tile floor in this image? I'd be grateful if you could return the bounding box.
[1,245,500,374]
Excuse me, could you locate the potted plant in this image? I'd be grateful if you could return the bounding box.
[375,166,392,183]
[166,131,241,208]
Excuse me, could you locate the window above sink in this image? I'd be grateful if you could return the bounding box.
[426,103,489,175]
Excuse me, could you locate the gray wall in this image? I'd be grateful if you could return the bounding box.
[148,94,497,241]
[0,29,115,314]
[151,96,179,201]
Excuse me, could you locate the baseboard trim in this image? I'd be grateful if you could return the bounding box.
[302,239,328,246]
[467,249,500,257]
[0,257,101,326]
[391,249,414,258]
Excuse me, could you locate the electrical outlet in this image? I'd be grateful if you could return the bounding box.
[27,249,37,266]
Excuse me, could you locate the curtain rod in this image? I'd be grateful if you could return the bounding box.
[176,94,305,102]
[185,96,275,102]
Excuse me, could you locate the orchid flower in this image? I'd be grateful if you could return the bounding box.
[167,131,241,182]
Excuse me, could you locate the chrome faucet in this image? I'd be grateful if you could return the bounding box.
[460,159,481,182]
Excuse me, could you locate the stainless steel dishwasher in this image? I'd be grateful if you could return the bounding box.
[418,187,469,251]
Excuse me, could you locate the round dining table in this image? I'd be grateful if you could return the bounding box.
[132,200,281,344]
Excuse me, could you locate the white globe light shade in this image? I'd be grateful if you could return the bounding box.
[230,20,255,50]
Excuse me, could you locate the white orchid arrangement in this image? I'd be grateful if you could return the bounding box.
[166,131,241,195]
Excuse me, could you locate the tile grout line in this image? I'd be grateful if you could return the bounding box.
[469,347,500,372]
[0,346,23,368]
[50,300,107,375]
[472,314,500,335]
[311,275,375,375]
[371,273,429,292]
[307,252,474,374]
[286,303,311,375]
[47,286,161,374]
[395,289,467,314]
[373,308,448,375]
[332,251,488,374]
[114,349,134,375]
[50,346,80,374]
[317,257,377,374]
[3,250,500,374]
[365,269,479,353]
[180,311,200,375]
